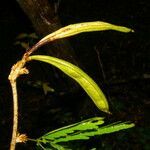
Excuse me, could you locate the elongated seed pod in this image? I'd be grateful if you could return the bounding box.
[39,21,134,43]
[29,55,110,114]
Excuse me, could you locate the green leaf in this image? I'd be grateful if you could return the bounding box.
[29,55,110,113]
[42,117,104,140]
[50,122,134,144]
[50,143,70,150]
[16,33,28,39]
[39,21,134,43]
[36,117,134,150]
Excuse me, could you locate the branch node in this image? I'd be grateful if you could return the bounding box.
[16,133,28,143]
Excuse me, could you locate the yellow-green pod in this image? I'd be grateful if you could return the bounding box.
[40,21,133,43]
[29,55,110,114]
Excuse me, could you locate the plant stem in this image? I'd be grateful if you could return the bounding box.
[8,35,44,150]
[8,59,29,150]
[9,81,18,150]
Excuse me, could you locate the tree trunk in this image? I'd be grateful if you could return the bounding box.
[16,0,80,92]
[16,0,77,63]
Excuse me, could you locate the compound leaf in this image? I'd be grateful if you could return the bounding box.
[36,117,134,150]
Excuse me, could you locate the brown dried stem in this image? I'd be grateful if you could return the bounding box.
[9,81,18,150]
[8,39,46,150]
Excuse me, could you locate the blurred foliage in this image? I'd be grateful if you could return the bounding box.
[14,32,38,49]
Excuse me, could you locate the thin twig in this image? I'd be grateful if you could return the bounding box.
[94,46,112,104]
[8,33,48,150]
[94,46,107,82]
[8,59,29,150]
[9,81,18,150]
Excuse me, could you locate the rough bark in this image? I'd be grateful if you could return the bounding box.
[16,0,80,91]
[16,0,77,63]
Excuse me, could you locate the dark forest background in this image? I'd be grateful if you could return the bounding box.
[0,0,149,149]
